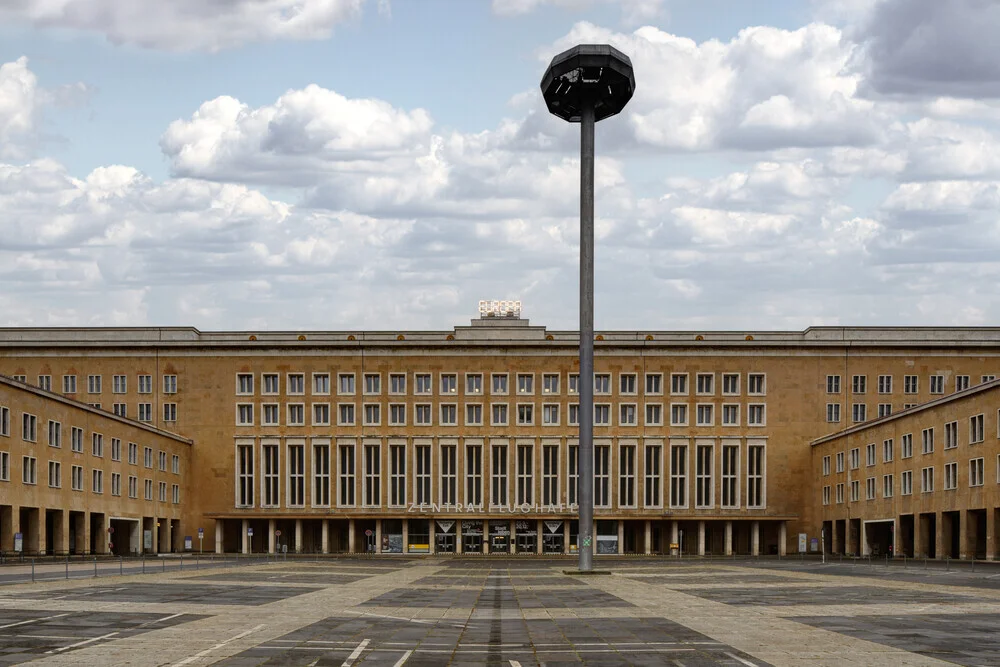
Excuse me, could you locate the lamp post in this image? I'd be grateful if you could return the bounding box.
[541,45,635,572]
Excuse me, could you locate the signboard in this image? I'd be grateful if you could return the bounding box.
[247,527,254,537]
[436,521,454,534]
[274,530,281,537]
[198,527,204,538]
[515,521,532,533]
[143,530,153,550]
[184,536,193,551]
[544,521,563,534]
[13,532,22,553]
[478,299,521,318]
[810,538,819,553]
[798,533,808,553]
[365,529,373,537]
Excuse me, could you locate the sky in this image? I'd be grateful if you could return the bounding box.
[2,0,1000,332]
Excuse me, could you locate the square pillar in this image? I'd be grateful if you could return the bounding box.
[59,510,70,555]
[295,519,303,553]
[697,521,706,556]
[935,512,945,560]
[82,513,91,555]
[322,519,330,555]
[831,521,840,554]
[456,520,463,554]
[348,519,356,554]
[268,519,277,553]
[510,520,516,555]
[429,520,436,555]
[914,515,925,558]
[0,505,18,552]
[960,511,971,560]
[644,521,652,555]
[751,520,760,556]
[241,519,249,554]
[617,520,625,555]
[215,519,224,554]
[861,521,869,556]
[37,509,47,556]
[724,521,733,556]
[989,510,999,561]
[482,519,489,554]
[536,520,543,555]
[779,521,787,557]
[563,520,570,554]
[893,518,901,557]
[375,519,382,554]
[671,520,679,556]
[402,519,409,553]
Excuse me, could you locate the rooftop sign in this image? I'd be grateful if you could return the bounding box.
[478,300,521,318]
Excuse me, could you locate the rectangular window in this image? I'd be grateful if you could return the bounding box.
[37,375,51,391]
[568,444,578,505]
[172,484,180,504]
[747,373,765,395]
[236,373,253,395]
[89,469,103,494]
[287,403,305,426]
[171,453,179,473]
[491,373,508,395]
[930,375,944,394]
[983,375,997,384]
[313,373,330,395]
[441,373,458,395]
[517,403,534,426]
[491,444,508,505]
[823,485,831,505]
[722,373,739,395]
[465,404,482,426]
[137,403,152,422]
[390,373,407,394]
[901,470,912,495]
[696,373,714,395]
[594,404,610,425]
[852,375,866,394]
[695,444,713,508]
[594,373,611,394]
[645,403,663,426]
[390,444,406,507]
[338,404,356,426]
[236,403,253,425]
[883,438,894,463]
[619,404,637,426]
[645,444,662,507]
[866,442,876,467]
[543,404,560,425]
[339,373,356,395]
[619,373,637,395]
[113,403,126,418]
[671,373,688,395]
[158,480,167,502]
[412,373,431,394]
[956,375,970,392]
[144,479,153,501]
[22,414,37,442]
[339,444,355,506]
[437,404,457,426]
[850,447,860,469]
[363,373,381,395]
[127,475,138,499]
[902,433,913,458]
[441,445,457,506]
[262,444,279,507]
[364,444,381,506]
[112,472,122,496]
[836,451,845,472]
[747,404,766,425]
[921,466,934,492]
[670,444,687,508]
[970,457,985,487]
[111,438,122,462]
[568,373,579,395]
[836,482,844,504]
[109,375,126,394]
[262,403,279,426]
[163,403,177,422]
[568,404,579,426]
[747,444,765,507]
[826,403,841,423]
[877,375,892,394]
[542,445,559,505]
[877,403,892,418]
[944,461,958,490]
[283,373,303,395]
[388,403,406,426]
[517,444,533,505]
[645,373,663,395]
[945,421,958,449]
[262,373,279,395]
[0,406,7,437]
[904,375,918,394]
[491,403,508,426]
[466,444,483,506]
[287,444,305,507]
[827,375,841,393]
[137,375,152,394]
[922,428,934,454]
[69,464,83,490]
[516,373,534,395]
[866,476,876,500]
[48,420,61,448]
[163,375,177,394]
[822,455,831,476]
[0,451,7,481]
[670,404,688,426]
[62,375,77,394]
[970,414,985,444]
[695,404,713,426]
[87,375,102,394]
[93,433,104,458]
[363,403,381,426]
[852,403,866,423]
[237,444,254,506]
[850,479,860,502]
[542,373,560,395]
[465,373,481,395]
[127,442,137,465]
[70,426,83,452]
[415,404,432,425]
[48,460,60,487]
[883,474,893,498]
[415,444,432,505]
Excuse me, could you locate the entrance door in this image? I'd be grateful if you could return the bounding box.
[437,533,456,553]
[516,533,536,553]
[543,533,564,554]
[366,531,376,553]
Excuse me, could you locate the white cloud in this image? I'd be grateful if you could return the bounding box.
[0,0,368,52]
[492,0,665,25]
[0,57,40,160]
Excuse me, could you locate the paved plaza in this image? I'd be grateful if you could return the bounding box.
[0,557,998,665]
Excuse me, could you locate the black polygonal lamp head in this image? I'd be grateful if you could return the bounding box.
[540,44,635,123]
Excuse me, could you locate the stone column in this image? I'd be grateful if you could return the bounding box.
[295,519,303,553]
[322,520,330,555]
[163,518,171,554]
[482,519,489,554]
[348,519,356,554]
[724,521,733,556]
[375,519,382,554]
[563,520,571,555]
[510,520,516,555]
[456,520,464,555]
[697,521,706,556]
[429,520,436,555]
[831,521,840,554]
[644,521,652,555]
[536,520,543,555]
[241,519,249,554]
[215,519,224,554]
[935,512,946,560]
[751,520,760,556]
[37,509,47,556]
[671,520,679,556]
[893,517,901,557]
[779,521,787,557]
[402,519,409,554]
[988,510,998,561]
[914,515,924,558]
[59,510,70,555]
[960,511,970,560]
[617,520,625,555]
[861,521,869,556]
[268,519,277,554]
[0,505,18,552]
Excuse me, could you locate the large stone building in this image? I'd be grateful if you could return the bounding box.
[0,316,998,557]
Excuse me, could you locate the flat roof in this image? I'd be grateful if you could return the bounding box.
[810,377,1000,447]
[0,375,193,445]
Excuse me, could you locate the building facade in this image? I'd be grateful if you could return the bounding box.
[1,317,998,557]
[0,375,190,556]
[813,379,1000,560]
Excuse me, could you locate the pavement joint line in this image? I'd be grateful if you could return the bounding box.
[340,637,370,666]
[48,630,119,653]
[0,612,69,629]
[393,649,413,666]
[169,623,266,666]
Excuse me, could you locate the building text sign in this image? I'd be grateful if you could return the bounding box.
[408,502,577,514]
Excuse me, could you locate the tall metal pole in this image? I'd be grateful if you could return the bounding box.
[578,101,595,572]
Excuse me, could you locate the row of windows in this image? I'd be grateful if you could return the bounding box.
[9,374,178,395]
[822,457,995,504]
[826,374,995,395]
[827,402,924,423]
[822,413,992,476]
[234,402,768,427]
[234,372,768,398]
[0,453,181,502]
[234,441,766,510]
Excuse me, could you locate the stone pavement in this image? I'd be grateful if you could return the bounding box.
[0,556,997,665]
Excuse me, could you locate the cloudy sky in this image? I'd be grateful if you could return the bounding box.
[2,0,999,331]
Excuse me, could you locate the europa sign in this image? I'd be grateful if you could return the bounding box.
[408,502,577,514]
[479,300,521,318]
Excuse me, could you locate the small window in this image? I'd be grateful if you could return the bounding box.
[338,404,356,425]
[364,404,381,425]
[944,462,958,490]
[670,404,688,426]
[465,404,482,426]
[970,414,985,444]
[645,373,663,395]
[516,374,533,395]
[311,403,329,425]
[441,374,458,395]
[929,375,944,394]
[671,373,688,395]
[491,403,509,425]
[440,404,458,425]
[877,375,892,394]
[464,374,481,395]
[236,403,254,425]
[542,373,560,394]
[568,374,579,394]
[389,403,406,425]
[416,373,433,394]
[594,404,611,425]
[415,404,433,425]
[747,373,765,395]
[826,375,841,393]
[826,404,841,423]
[695,373,714,395]
[312,373,330,395]
[970,458,985,487]
[619,373,637,395]
[619,403,637,426]
[722,404,739,426]
[747,404,765,426]
[62,375,77,394]
[288,373,305,395]
[389,373,406,394]
[138,375,152,394]
[363,373,381,395]
[645,403,663,426]
[903,375,918,394]
[852,375,866,394]
[543,403,560,425]
[163,403,177,422]
[88,375,103,394]
[37,375,51,391]
[262,403,279,425]
[955,375,970,392]
[338,373,356,395]
[138,403,152,422]
[262,373,279,394]
[852,403,867,423]
[517,404,534,425]
[696,404,713,426]
[594,374,611,394]
[163,375,177,394]
[491,374,508,395]
[236,373,254,395]
[722,373,739,395]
